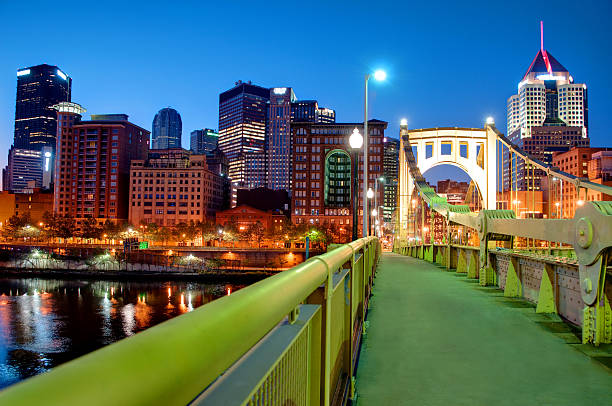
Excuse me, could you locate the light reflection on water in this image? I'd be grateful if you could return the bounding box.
[0,277,240,389]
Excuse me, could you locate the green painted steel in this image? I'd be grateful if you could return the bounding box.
[0,237,380,406]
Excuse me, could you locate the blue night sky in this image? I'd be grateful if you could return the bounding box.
[1,0,610,184]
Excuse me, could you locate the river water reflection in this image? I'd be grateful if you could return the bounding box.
[0,277,241,389]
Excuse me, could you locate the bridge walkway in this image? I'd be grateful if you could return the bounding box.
[355,253,612,405]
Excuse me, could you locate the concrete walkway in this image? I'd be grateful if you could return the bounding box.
[355,253,612,405]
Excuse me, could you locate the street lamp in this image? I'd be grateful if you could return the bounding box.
[363,69,386,237]
[349,128,363,242]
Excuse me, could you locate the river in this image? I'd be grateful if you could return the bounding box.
[0,277,242,389]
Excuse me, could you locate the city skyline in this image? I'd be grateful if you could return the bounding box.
[1,1,611,186]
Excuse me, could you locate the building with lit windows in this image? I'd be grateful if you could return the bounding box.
[504,28,589,192]
[550,147,612,218]
[152,107,182,149]
[266,87,296,190]
[14,64,71,150]
[382,137,399,229]
[218,81,269,190]
[190,128,219,155]
[54,112,149,223]
[129,149,230,227]
[2,147,52,193]
[291,120,387,238]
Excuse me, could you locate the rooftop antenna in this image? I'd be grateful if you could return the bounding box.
[540,20,544,51]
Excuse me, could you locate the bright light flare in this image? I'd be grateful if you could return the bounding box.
[373,70,387,81]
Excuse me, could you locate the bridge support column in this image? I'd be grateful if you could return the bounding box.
[457,249,467,274]
[467,250,478,279]
[536,264,557,314]
[503,258,522,298]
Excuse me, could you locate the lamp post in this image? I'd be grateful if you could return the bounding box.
[366,187,374,236]
[375,176,385,236]
[349,128,363,241]
[363,69,386,237]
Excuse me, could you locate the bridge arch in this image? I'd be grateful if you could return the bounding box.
[400,127,497,210]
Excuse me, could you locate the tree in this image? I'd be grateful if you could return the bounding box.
[102,220,121,240]
[4,213,32,238]
[173,222,198,243]
[80,217,103,240]
[246,221,265,248]
[197,220,218,246]
[43,212,76,241]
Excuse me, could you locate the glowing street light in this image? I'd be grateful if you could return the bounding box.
[371,209,377,216]
[486,116,495,125]
[350,127,363,242]
[349,128,363,149]
[400,118,408,126]
[363,68,387,237]
[367,188,374,199]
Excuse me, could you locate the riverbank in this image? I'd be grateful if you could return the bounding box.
[0,267,274,284]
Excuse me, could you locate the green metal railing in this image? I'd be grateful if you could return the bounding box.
[0,237,380,406]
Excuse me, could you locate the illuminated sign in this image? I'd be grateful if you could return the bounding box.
[56,69,67,80]
[273,88,287,95]
[536,74,564,81]
[17,69,30,76]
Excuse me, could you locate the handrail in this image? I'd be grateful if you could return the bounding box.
[0,236,379,405]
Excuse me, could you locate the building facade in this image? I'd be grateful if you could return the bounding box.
[382,137,399,229]
[190,128,219,155]
[129,149,230,227]
[291,120,387,237]
[551,147,612,218]
[215,204,287,234]
[14,64,72,151]
[152,107,182,149]
[15,189,54,224]
[504,34,589,192]
[218,81,269,190]
[266,87,296,191]
[54,113,149,223]
[3,147,53,193]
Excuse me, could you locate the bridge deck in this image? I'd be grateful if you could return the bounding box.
[355,253,612,405]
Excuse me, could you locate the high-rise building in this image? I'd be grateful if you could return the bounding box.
[291,120,387,239]
[190,128,219,155]
[14,64,71,151]
[382,137,399,229]
[54,112,149,223]
[504,26,589,191]
[3,147,52,193]
[152,107,182,149]
[218,81,269,190]
[266,87,296,190]
[291,100,336,124]
[129,149,230,227]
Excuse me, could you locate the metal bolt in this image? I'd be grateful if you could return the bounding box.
[583,278,592,294]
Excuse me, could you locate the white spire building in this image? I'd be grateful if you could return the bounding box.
[507,22,588,139]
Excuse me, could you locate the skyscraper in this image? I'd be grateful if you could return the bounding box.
[152,107,182,149]
[382,137,399,229]
[14,64,71,150]
[190,128,219,155]
[218,81,269,189]
[266,87,296,190]
[504,24,589,191]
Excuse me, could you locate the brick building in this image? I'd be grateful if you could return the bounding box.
[54,111,149,224]
[290,120,387,235]
[129,149,230,227]
[15,188,53,224]
[215,204,287,234]
[551,147,612,218]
